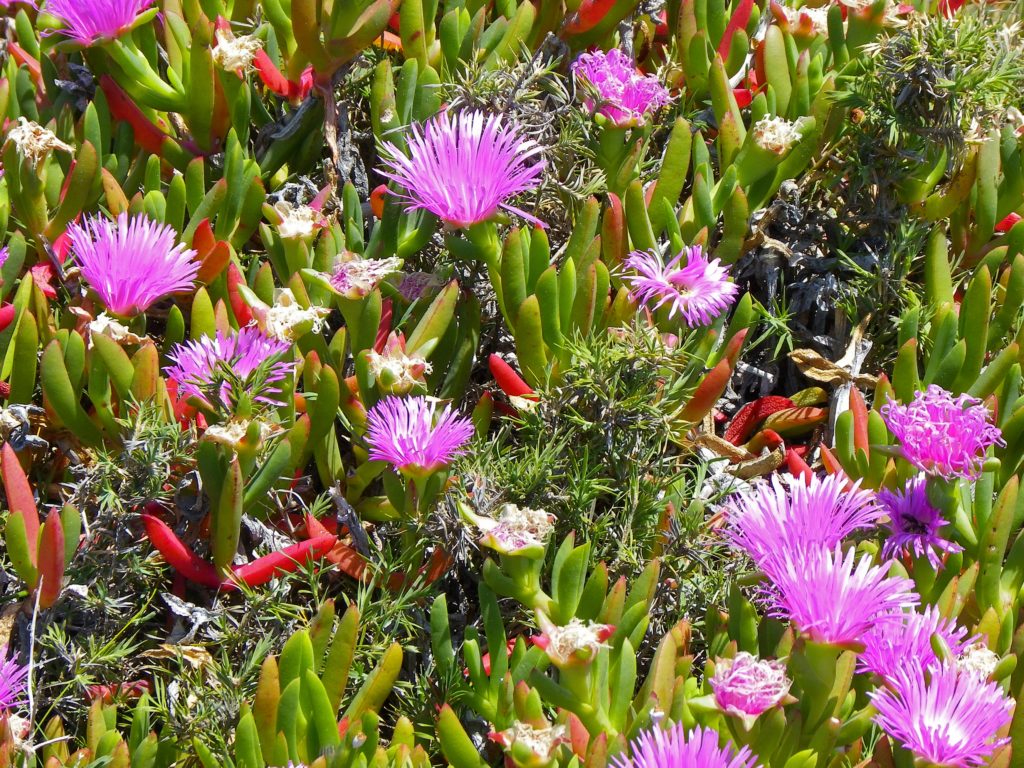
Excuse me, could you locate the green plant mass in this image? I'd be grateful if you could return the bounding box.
[1,0,1024,766]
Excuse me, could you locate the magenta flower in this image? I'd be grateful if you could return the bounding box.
[378,111,546,229]
[46,0,155,45]
[725,473,882,578]
[709,653,791,727]
[624,246,739,326]
[572,48,671,127]
[879,476,963,569]
[365,396,474,477]
[871,664,1013,768]
[68,212,198,316]
[0,646,27,710]
[165,328,293,410]
[881,385,1004,479]
[0,248,8,270]
[611,724,758,768]
[767,546,919,645]
[859,606,972,681]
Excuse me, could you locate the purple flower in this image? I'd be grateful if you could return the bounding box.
[879,476,963,569]
[378,111,545,229]
[881,385,1004,479]
[859,606,973,680]
[871,664,1013,768]
[0,646,27,710]
[68,212,198,316]
[165,328,293,410]
[709,653,791,727]
[725,473,882,578]
[624,246,739,326]
[365,396,474,477]
[572,48,671,127]
[46,0,155,45]
[0,248,8,270]
[611,724,758,768]
[767,546,919,645]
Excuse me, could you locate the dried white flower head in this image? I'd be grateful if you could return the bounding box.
[263,289,330,342]
[478,504,555,554]
[398,271,443,301]
[201,418,277,450]
[6,118,72,165]
[274,202,327,240]
[958,642,1000,680]
[752,116,805,154]
[367,337,432,395]
[536,617,614,667]
[496,721,568,761]
[329,256,402,299]
[212,28,263,73]
[780,5,829,35]
[87,312,143,347]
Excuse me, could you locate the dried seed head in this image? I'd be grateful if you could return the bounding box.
[367,335,432,395]
[496,721,568,761]
[263,289,330,342]
[478,503,555,555]
[752,116,804,154]
[274,202,327,240]
[6,118,73,165]
[329,256,402,299]
[535,617,614,667]
[87,313,144,347]
[212,29,263,74]
[957,642,1000,680]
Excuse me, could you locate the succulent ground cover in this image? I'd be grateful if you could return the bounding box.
[0,0,1023,766]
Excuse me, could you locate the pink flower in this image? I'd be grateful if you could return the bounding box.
[46,0,155,45]
[709,653,791,726]
[766,546,919,645]
[859,606,972,681]
[624,246,739,326]
[871,664,1013,767]
[68,212,198,316]
[725,473,882,578]
[881,385,1004,479]
[0,645,27,710]
[378,111,545,229]
[572,48,671,127]
[611,724,759,768]
[165,327,293,410]
[879,476,963,569]
[365,396,473,477]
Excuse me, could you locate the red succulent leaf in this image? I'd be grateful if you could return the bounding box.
[785,448,813,484]
[226,534,338,589]
[226,262,253,326]
[564,0,618,34]
[141,507,223,588]
[37,508,66,608]
[724,395,795,445]
[374,298,393,352]
[718,0,754,60]
[370,184,388,220]
[1,443,39,561]
[99,75,172,157]
[997,213,1022,233]
[489,354,536,399]
[0,304,17,334]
